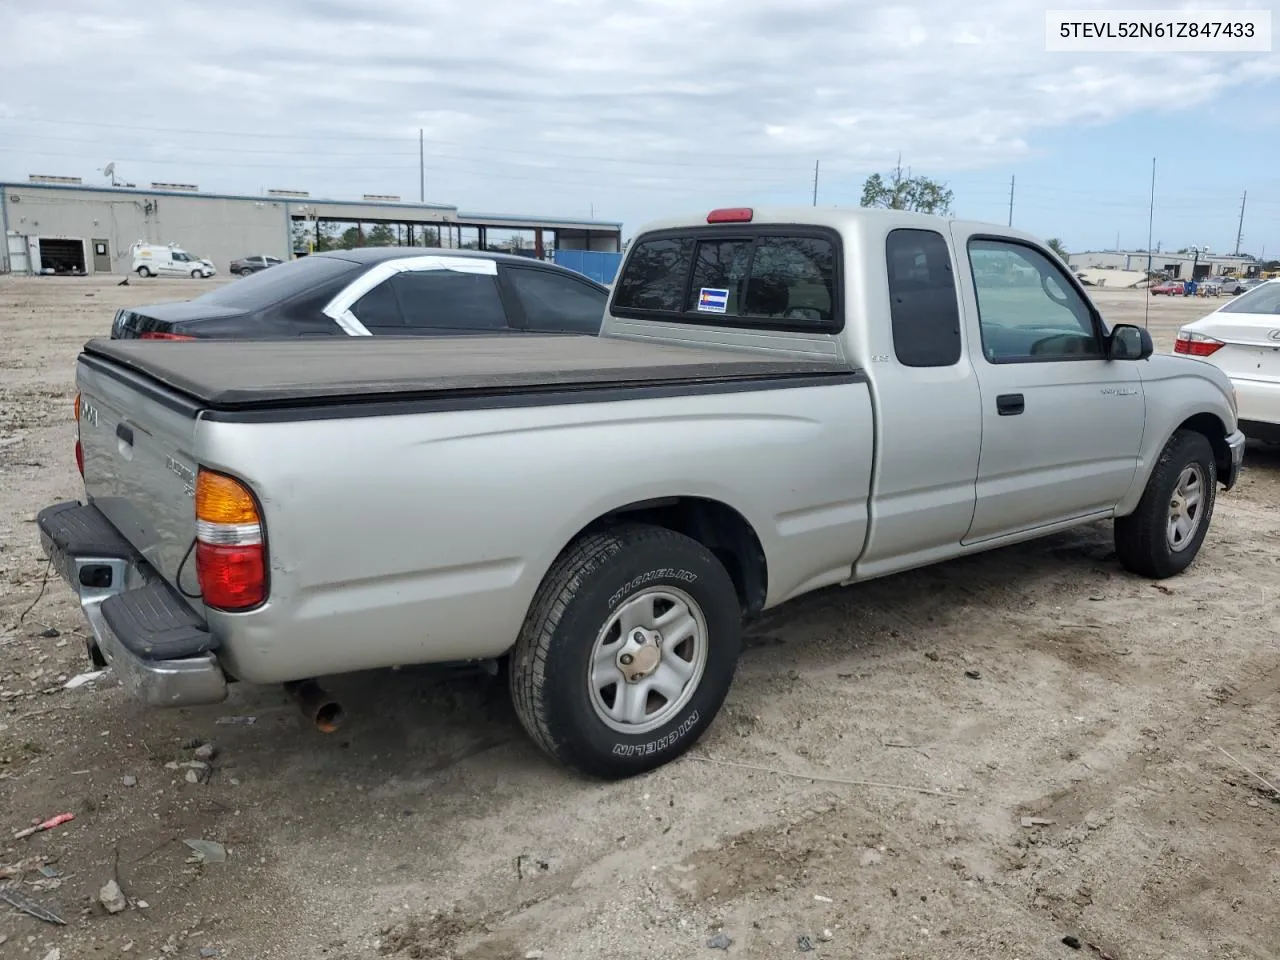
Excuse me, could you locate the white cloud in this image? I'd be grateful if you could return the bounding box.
[0,0,1275,235]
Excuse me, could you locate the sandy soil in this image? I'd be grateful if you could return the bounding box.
[1,275,1277,960]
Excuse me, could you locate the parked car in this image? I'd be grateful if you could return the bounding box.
[42,206,1243,780]
[111,247,610,340]
[1217,277,1251,296]
[131,242,216,279]
[229,254,284,277]
[1151,279,1185,295]
[1175,279,1280,443]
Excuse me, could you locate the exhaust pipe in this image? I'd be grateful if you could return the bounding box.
[284,679,344,733]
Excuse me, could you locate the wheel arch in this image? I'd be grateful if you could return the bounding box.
[559,496,769,617]
[1175,412,1233,483]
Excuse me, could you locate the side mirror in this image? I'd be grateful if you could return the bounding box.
[1108,323,1153,361]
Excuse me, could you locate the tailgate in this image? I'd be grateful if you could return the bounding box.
[76,357,202,603]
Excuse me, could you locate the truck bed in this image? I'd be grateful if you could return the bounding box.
[82,335,852,413]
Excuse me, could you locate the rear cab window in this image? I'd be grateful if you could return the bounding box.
[612,226,840,332]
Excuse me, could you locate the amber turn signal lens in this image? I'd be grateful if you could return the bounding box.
[195,470,261,525]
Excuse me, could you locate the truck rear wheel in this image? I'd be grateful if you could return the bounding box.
[509,522,742,779]
[1115,429,1217,579]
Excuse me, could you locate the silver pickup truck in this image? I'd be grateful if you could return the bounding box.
[39,206,1245,779]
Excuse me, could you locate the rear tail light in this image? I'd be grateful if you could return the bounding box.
[195,468,266,611]
[1173,330,1225,357]
[140,331,195,341]
[707,207,754,223]
[73,392,84,477]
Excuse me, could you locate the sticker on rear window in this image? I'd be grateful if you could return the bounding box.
[697,287,729,314]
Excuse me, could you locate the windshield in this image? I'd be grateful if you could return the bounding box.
[1220,281,1280,316]
[195,255,359,308]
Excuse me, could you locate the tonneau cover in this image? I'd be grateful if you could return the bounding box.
[82,335,848,410]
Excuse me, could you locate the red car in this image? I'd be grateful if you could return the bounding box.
[1151,280,1185,295]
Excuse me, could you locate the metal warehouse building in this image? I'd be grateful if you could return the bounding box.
[0,177,622,277]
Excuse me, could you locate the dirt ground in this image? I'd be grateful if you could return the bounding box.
[1,274,1277,960]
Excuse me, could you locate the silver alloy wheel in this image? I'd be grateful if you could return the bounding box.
[587,586,709,735]
[1167,463,1205,552]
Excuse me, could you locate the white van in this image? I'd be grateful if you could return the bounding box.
[131,242,217,278]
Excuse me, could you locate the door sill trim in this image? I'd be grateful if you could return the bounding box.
[961,509,1113,548]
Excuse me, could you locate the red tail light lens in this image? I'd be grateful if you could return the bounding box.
[73,392,84,477]
[196,543,266,610]
[1173,331,1225,357]
[140,331,195,341]
[707,207,754,223]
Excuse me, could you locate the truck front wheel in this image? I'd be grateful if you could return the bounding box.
[1115,429,1217,579]
[509,523,742,779]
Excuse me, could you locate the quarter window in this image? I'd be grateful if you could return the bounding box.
[507,267,607,333]
[885,229,961,367]
[968,239,1101,362]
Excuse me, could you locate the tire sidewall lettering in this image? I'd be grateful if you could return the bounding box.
[610,709,701,757]
[607,567,698,609]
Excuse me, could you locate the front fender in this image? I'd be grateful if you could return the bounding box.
[1116,355,1238,516]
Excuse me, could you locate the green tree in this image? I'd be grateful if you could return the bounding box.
[860,160,954,215]
[1046,238,1068,260]
[366,223,397,247]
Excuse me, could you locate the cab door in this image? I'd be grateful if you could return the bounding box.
[853,226,983,579]
[952,229,1146,543]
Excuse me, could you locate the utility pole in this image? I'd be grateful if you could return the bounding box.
[812,160,820,206]
[1145,157,1156,276]
[419,129,425,204]
[1234,190,1246,256]
[1007,174,1015,226]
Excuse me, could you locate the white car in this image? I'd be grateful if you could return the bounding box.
[1176,279,1280,443]
[131,242,217,279]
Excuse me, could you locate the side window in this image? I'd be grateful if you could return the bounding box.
[612,238,694,312]
[389,270,507,330]
[351,280,403,328]
[885,229,962,368]
[685,239,753,315]
[506,268,607,333]
[968,239,1101,363]
[745,236,835,325]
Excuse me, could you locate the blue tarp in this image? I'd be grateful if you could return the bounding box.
[552,249,623,284]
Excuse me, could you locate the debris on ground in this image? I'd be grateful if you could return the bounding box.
[1062,934,1083,949]
[964,669,982,680]
[194,742,218,762]
[1020,816,1055,828]
[925,651,941,662]
[0,884,67,924]
[40,948,60,960]
[99,878,127,913]
[819,930,833,942]
[859,849,883,866]
[200,949,218,958]
[184,839,227,864]
[707,933,733,950]
[38,626,60,638]
[523,951,543,960]
[122,775,137,787]
[13,812,75,840]
[813,894,833,903]
[797,934,815,952]
[214,716,257,726]
[63,670,106,689]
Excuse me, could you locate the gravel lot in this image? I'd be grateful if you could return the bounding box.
[1,274,1277,960]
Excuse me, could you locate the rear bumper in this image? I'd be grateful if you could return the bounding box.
[36,501,228,707]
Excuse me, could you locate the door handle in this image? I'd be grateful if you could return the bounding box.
[996,393,1024,416]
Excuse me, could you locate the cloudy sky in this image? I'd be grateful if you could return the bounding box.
[2,0,1278,255]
